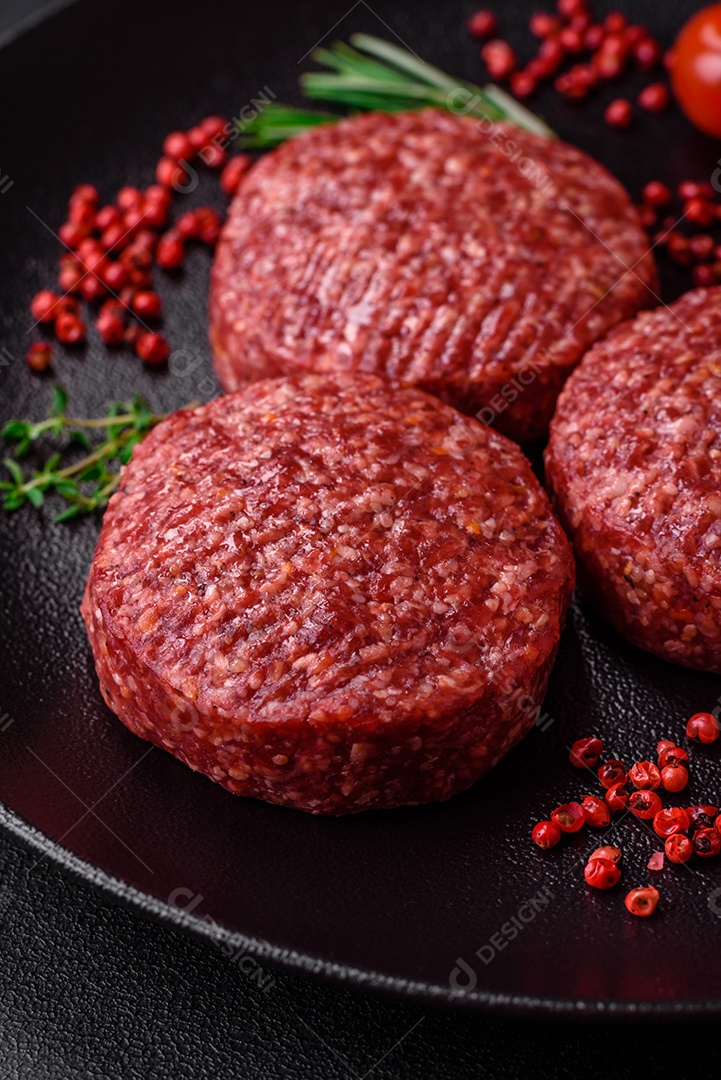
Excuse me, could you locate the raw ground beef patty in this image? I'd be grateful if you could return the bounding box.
[82,373,575,814]
[209,108,657,443]
[545,287,721,673]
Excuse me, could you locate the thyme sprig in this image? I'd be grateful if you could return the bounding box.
[239,33,555,148]
[1,387,184,522]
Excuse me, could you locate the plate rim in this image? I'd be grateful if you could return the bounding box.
[0,0,78,50]
[3,800,721,1020]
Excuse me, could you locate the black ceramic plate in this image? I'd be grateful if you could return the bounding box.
[2,0,721,1019]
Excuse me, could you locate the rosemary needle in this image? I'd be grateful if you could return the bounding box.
[239,33,555,148]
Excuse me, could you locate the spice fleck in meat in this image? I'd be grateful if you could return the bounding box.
[545,286,721,673]
[82,373,575,813]
[210,109,656,442]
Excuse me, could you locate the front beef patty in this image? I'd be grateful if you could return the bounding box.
[82,373,575,813]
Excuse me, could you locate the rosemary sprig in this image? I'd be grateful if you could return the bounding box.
[238,103,340,146]
[0,386,186,522]
[239,33,554,149]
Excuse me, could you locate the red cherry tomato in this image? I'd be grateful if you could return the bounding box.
[669,4,721,138]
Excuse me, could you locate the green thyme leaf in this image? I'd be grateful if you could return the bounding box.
[0,389,187,522]
[51,385,68,417]
[3,458,24,485]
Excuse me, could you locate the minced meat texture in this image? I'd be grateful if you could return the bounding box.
[545,286,721,672]
[83,373,575,813]
[210,108,656,442]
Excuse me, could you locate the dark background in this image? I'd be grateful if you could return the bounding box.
[2,1,721,1077]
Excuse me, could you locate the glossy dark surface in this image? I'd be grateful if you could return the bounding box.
[1,0,721,1018]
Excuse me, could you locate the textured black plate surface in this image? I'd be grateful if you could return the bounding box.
[1,0,721,1019]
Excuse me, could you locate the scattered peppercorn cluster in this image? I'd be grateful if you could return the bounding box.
[467,4,721,289]
[468,1,667,127]
[639,179,721,288]
[532,711,721,917]
[26,117,252,374]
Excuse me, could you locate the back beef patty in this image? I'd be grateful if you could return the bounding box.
[210,108,656,443]
[546,287,721,673]
[82,374,575,814]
